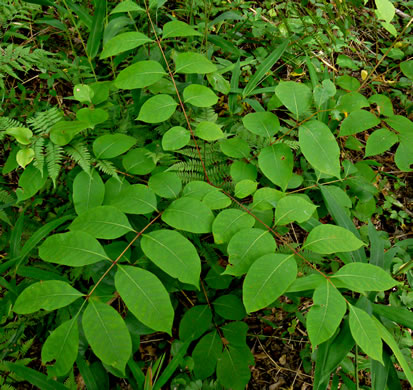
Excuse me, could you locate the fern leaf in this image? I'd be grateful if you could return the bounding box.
[45,140,63,187]
[65,140,91,175]
[94,159,120,181]
[32,137,45,174]
[27,107,63,135]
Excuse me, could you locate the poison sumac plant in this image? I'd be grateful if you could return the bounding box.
[1,1,413,389]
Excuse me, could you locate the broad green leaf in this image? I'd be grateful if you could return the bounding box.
[348,304,383,363]
[76,108,108,129]
[395,142,413,172]
[212,209,255,244]
[41,318,79,377]
[108,184,157,214]
[313,79,336,108]
[104,176,130,204]
[114,61,166,90]
[195,121,225,141]
[82,300,132,374]
[73,84,94,103]
[220,137,251,158]
[162,197,214,233]
[39,231,109,266]
[299,120,341,178]
[69,206,134,239]
[216,346,251,390]
[306,280,346,346]
[5,127,32,144]
[243,253,296,313]
[162,126,190,150]
[93,134,136,159]
[193,331,223,380]
[213,294,246,320]
[242,38,289,98]
[162,20,201,38]
[400,60,413,79]
[372,304,413,330]
[49,120,89,146]
[111,0,144,13]
[137,94,177,123]
[303,224,365,254]
[252,187,284,210]
[122,148,156,175]
[340,110,380,136]
[286,273,325,293]
[337,92,369,113]
[174,52,217,74]
[73,170,105,215]
[230,160,257,183]
[179,305,212,341]
[369,94,394,117]
[16,148,35,168]
[15,164,47,201]
[275,81,312,120]
[100,32,152,59]
[332,263,397,292]
[234,179,257,199]
[274,195,317,225]
[141,229,201,287]
[242,112,280,138]
[336,74,360,91]
[202,190,231,210]
[258,143,293,191]
[85,0,105,59]
[148,172,182,199]
[183,84,218,107]
[375,0,395,23]
[207,72,230,94]
[182,180,216,199]
[115,265,174,334]
[373,317,413,386]
[14,280,84,314]
[225,228,276,276]
[365,128,398,157]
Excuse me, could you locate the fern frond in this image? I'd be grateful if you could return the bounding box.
[94,160,120,181]
[65,140,91,175]
[0,116,23,131]
[32,137,45,174]
[279,139,300,150]
[0,189,14,204]
[27,107,63,135]
[0,210,11,225]
[45,140,63,186]
[19,337,34,357]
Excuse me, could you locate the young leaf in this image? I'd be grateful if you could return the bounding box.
[192,331,223,380]
[100,32,152,59]
[73,170,105,216]
[306,280,346,346]
[212,209,255,244]
[332,263,397,292]
[275,81,312,119]
[69,206,134,239]
[365,128,398,157]
[174,52,217,74]
[225,228,276,276]
[183,84,218,107]
[162,126,190,150]
[179,305,212,341]
[82,300,132,374]
[303,224,365,254]
[274,195,317,225]
[107,184,157,215]
[258,143,293,191]
[115,265,174,334]
[340,110,380,136]
[93,134,136,159]
[348,304,383,363]
[243,254,297,313]
[162,197,214,233]
[137,95,178,123]
[39,231,110,266]
[14,280,84,314]
[114,61,166,90]
[299,120,341,178]
[140,230,201,287]
[148,172,182,199]
[162,20,201,38]
[41,318,79,377]
[242,112,280,138]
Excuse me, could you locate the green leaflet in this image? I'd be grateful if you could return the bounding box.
[340,109,380,136]
[162,126,190,150]
[274,195,317,225]
[192,331,223,379]
[137,94,178,123]
[82,300,132,374]
[162,20,201,38]
[303,224,365,254]
[69,206,134,239]
[348,304,383,364]
[275,81,312,120]
[122,148,156,175]
[212,209,255,244]
[114,61,166,90]
[140,229,201,287]
[162,197,214,233]
[216,346,251,390]
[306,280,346,346]
[365,128,398,157]
[107,184,157,215]
[39,231,110,266]
[179,305,212,341]
[242,112,280,138]
[93,134,136,159]
[148,172,182,199]
[243,253,297,313]
[100,31,152,59]
[183,84,218,107]
[14,280,84,314]
[73,170,105,216]
[331,263,397,292]
[299,120,341,178]
[115,265,174,334]
[195,121,225,140]
[213,294,246,320]
[174,52,217,74]
[41,318,79,377]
